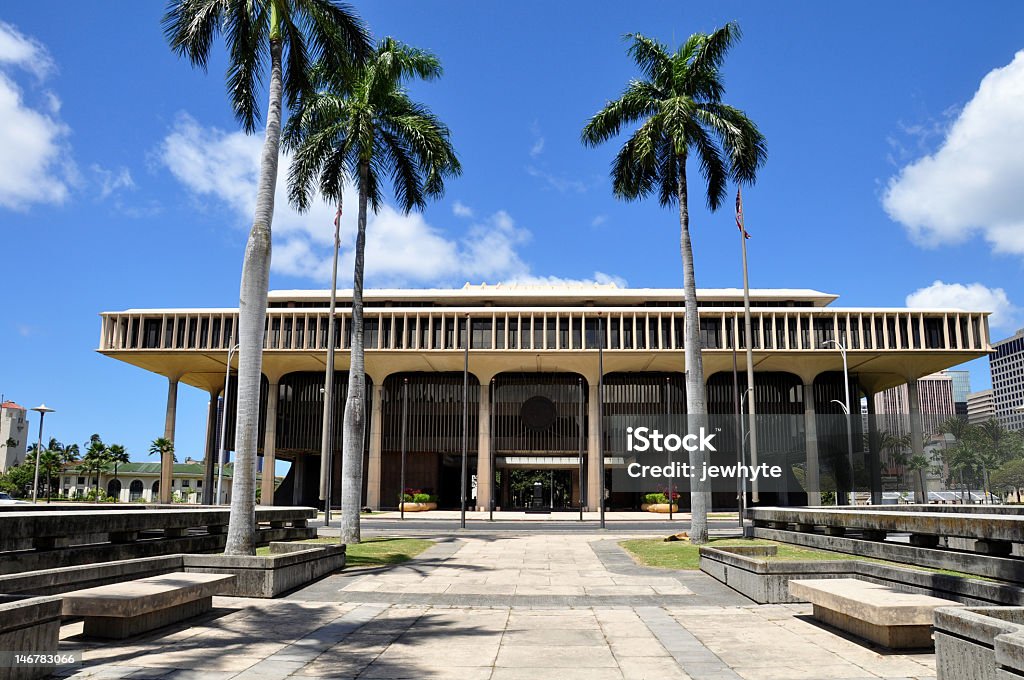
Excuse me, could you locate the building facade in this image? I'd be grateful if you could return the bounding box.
[967,389,995,425]
[57,460,270,504]
[991,329,1024,431]
[946,370,971,417]
[97,285,991,510]
[873,371,956,437]
[0,401,28,473]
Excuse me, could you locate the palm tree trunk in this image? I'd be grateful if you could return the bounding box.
[676,157,709,544]
[339,160,370,545]
[224,32,283,556]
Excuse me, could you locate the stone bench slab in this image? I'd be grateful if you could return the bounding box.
[60,571,234,637]
[790,578,960,649]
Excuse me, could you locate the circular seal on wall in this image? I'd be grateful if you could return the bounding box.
[521,395,557,431]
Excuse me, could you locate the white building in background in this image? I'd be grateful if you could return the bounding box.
[991,328,1024,431]
[967,389,995,425]
[0,401,28,472]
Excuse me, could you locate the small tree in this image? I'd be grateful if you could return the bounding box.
[990,459,1024,503]
[107,444,130,502]
[81,439,111,502]
[149,438,176,502]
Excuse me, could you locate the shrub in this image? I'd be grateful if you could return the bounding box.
[412,493,435,503]
[645,492,668,505]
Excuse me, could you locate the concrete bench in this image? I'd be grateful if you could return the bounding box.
[789,578,959,649]
[60,571,235,639]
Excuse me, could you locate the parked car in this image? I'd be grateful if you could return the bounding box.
[0,492,28,505]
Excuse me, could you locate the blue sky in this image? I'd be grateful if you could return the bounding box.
[2,2,1023,464]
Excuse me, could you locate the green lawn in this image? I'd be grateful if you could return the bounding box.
[619,538,836,570]
[256,536,433,567]
[619,537,994,581]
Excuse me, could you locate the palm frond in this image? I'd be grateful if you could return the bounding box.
[162,0,226,70]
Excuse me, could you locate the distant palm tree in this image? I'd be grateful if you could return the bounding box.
[581,25,766,543]
[163,0,371,555]
[149,438,175,501]
[107,444,130,502]
[286,37,461,544]
[81,439,110,502]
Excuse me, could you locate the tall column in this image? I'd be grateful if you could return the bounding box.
[365,383,385,509]
[292,455,305,505]
[587,383,602,512]
[476,382,492,511]
[803,382,821,506]
[907,378,926,503]
[161,377,178,504]
[202,393,218,504]
[865,395,883,505]
[260,381,279,505]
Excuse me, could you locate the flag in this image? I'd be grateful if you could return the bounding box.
[334,200,343,228]
[736,188,750,239]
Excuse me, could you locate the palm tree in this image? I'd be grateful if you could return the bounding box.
[26,444,63,501]
[107,444,130,502]
[164,0,371,555]
[81,439,110,502]
[149,438,175,502]
[581,25,766,543]
[907,453,931,503]
[286,37,461,544]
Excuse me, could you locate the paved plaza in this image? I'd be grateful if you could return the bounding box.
[56,534,938,680]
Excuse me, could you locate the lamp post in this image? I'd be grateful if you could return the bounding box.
[461,313,469,530]
[217,344,240,505]
[320,204,342,526]
[823,339,855,505]
[30,404,54,504]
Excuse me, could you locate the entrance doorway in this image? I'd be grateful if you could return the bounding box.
[501,469,577,510]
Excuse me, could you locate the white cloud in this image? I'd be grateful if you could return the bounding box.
[0,21,54,79]
[529,120,545,158]
[0,22,73,210]
[883,51,1024,256]
[91,164,134,200]
[525,165,590,193]
[906,280,1016,330]
[160,115,619,288]
[504,272,628,288]
[590,215,607,228]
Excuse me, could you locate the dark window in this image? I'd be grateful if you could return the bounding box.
[472,318,491,349]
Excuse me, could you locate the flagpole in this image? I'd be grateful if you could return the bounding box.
[319,201,342,525]
[737,189,759,504]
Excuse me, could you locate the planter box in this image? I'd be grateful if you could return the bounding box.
[0,596,62,680]
[400,502,437,512]
[700,545,1024,607]
[182,544,345,598]
[646,504,678,514]
[934,607,1024,680]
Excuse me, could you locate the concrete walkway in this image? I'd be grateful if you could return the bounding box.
[56,534,937,680]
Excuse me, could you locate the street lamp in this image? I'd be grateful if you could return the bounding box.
[217,344,240,505]
[822,339,855,505]
[30,404,54,503]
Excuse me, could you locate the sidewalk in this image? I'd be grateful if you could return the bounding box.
[56,533,937,680]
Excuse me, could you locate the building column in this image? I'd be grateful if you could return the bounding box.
[907,378,926,503]
[161,377,178,504]
[865,395,883,506]
[476,382,492,512]
[292,455,305,506]
[803,382,821,506]
[260,381,279,505]
[587,382,603,512]
[202,393,219,504]
[365,383,384,509]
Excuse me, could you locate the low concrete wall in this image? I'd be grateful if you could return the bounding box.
[0,596,62,680]
[0,507,316,573]
[183,545,345,598]
[700,546,1024,606]
[752,526,1024,583]
[0,555,183,596]
[933,606,1024,679]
